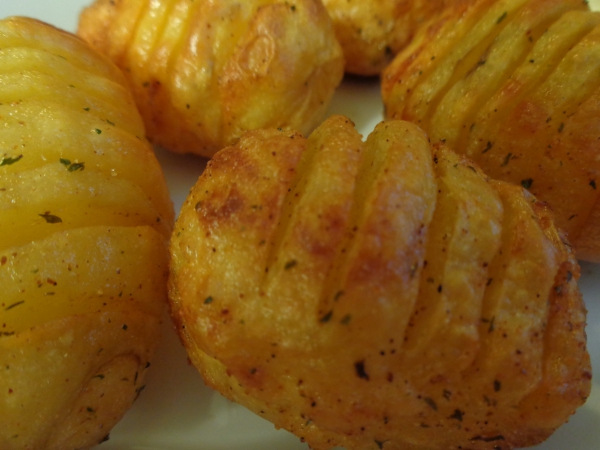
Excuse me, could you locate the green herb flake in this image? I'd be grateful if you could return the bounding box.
[320,310,333,323]
[204,296,214,304]
[449,409,464,422]
[284,259,297,270]
[39,212,63,224]
[496,12,507,24]
[0,154,23,166]
[423,397,437,411]
[5,300,25,311]
[354,360,370,380]
[488,316,496,333]
[482,141,493,153]
[59,158,71,166]
[83,107,90,111]
[340,314,352,325]
[67,162,85,172]
[501,153,512,167]
[106,119,115,126]
[94,128,102,134]
[590,180,597,190]
[521,178,533,189]
[558,122,565,133]
[494,379,502,392]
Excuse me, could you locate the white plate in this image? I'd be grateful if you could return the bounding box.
[1,1,598,449]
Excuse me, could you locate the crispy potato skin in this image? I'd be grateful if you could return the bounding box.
[0,17,173,450]
[382,0,600,261]
[322,0,453,76]
[169,116,591,450]
[77,0,344,157]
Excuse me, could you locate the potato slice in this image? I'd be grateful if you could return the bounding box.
[0,102,173,226]
[0,164,170,250]
[0,49,143,136]
[403,145,503,379]
[0,17,125,82]
[0,225,167,335]
[467,183,559,405]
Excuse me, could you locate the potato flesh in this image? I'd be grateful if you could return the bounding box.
[169,116,591,450]
[382,0,600,259]
[78,0,344,157]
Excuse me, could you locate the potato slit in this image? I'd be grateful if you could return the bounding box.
[445,1,584,151]
[129,0,173,72]
[323,121,436,347]
[260,119,364,345]
[403,147,503,380]
[464,10,600,158]
[466,182,559,408]
[261,134,317,284]
[407,0,529,132]
[0,67,142,136]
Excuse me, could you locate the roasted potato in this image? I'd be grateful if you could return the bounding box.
[77,0,344,158]
[169,115,591,450]
[382,0,600,261]
[322,0,449,76]
[0,17,173,449]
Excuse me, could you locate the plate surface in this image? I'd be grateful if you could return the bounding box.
[1,1,598,449]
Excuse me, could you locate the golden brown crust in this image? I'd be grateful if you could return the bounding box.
[381,0,600,260]
[78,0,344,157]
[169,116,591,450]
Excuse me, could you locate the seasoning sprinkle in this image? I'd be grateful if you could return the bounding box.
[521,178,533,189]
[284,259,298,270]
[39,212,63,224]
[5,300,25,311]
[501,153,513,167]
[0,155,23,166]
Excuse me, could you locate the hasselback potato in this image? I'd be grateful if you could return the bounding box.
[0,17,173,449]
[382,0,600,261]
[77,0,344,158]
[169,115,590,450]
[322,0,448,76]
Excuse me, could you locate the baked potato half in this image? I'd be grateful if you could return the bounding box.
[169,115,590,450]
[322,0,449,76]
[0,17,173,449]
[77,0,344,158]
[382,0,600,261]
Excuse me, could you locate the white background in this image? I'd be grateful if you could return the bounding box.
[1,1,598,449]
